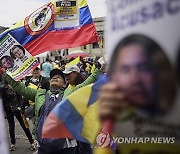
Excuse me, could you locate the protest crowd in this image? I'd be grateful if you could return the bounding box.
[0,0,180,154]
[0,55,106,154]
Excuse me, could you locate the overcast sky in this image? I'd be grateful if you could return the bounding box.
[0,0,107,27]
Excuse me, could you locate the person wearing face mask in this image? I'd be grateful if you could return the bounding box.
[25,67,49,91]
[63,65,101,99]
[23,67,49,123]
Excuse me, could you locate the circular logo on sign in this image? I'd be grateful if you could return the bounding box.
[96,132,111,148]
[25,3,54,35]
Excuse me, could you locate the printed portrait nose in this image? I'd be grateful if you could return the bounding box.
[129,69,141,84]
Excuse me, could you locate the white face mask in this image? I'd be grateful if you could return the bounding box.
[32,78,38,82]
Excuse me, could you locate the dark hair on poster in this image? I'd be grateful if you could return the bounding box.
[0,55,14,69]
[10,45,25,60]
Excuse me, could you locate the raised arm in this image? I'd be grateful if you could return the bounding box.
[3,73,37,102]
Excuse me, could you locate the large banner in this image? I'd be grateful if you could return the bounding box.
[106,0,180,153]
[0,34,39,81]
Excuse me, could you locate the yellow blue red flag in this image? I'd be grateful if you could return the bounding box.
[0,0,99,56]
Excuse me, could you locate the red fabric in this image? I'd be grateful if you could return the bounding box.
[24,23,99,56]
[42,112,74,139]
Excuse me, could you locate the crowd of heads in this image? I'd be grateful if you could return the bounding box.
[23,56,103,90]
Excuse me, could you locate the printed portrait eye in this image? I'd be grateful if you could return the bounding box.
[119,66,130,73]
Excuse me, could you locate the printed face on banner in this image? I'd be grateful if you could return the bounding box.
[0,56,14,69]
[10,45,25,60]
[0,34,39,81]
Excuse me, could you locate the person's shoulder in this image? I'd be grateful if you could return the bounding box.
[26,76,32,80]
[36,88,46,95]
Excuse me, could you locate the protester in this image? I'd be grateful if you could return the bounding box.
[63,64,100,98]
[24,67,49,121]
[0,81,36,151]
[2,69,81,154]
[41,58,53,78]
[53,60,60,69]
[63,64,101,154]
[25,67,49,91]
[59,59,66,71]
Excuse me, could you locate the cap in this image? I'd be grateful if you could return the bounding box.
[55,60,60,63]
[50,69,65,81]
[63,65,80,74]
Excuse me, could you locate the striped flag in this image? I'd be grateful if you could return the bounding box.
[0,0,99,56]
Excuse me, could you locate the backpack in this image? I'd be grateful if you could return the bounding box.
[36,92,66,153]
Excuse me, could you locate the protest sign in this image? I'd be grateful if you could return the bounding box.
[54,0,80,28]
[0,34,39,81]
[55,0,78,20]
[106,0,180,152]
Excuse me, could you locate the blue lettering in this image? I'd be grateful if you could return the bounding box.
[120,15,128,30]
[110,0,141,13]
[167,0,180,15]
[152,2,164,19]
[129,11,139,26]
[111,0,180,32]
[139,7,150,23]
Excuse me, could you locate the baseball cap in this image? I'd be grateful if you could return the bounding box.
[50,69,65,81]
[63,65,80,74]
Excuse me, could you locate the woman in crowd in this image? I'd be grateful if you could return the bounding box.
[63,64,101,154]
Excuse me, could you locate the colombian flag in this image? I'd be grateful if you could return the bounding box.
[0,0,99,56]
[42,75,108,144]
